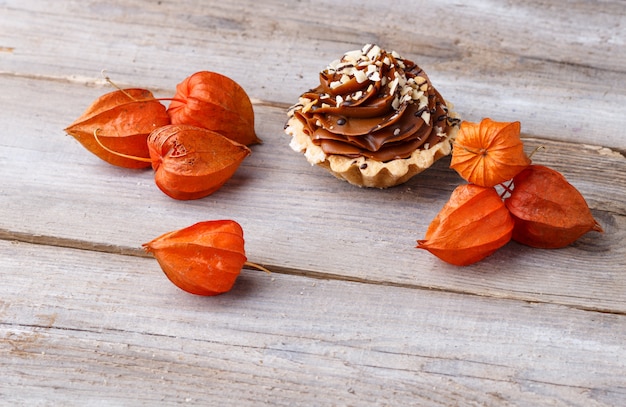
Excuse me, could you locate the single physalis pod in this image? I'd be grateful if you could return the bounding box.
[65,89,170,169]
[450,118,531,187]
[167,71,261,146]
[505,165,603,248]
[147,124,251,200]
[143,220,247,296]
[417,184,514,266]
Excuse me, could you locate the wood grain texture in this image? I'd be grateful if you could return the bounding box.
[1,0,625,149]
[0,74,623,314]
[2,240,625,406]
[1,0,625,405]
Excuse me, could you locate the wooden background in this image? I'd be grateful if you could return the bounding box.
[1,0,625,405]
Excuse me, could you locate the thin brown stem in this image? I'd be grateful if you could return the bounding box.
[244,261,272,274]
[101,69,137,101]
[499,180,514,199]
[528,145,545,160]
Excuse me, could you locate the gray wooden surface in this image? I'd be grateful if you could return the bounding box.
[1,1,625,406]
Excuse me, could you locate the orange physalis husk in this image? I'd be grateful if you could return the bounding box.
[417,184,514,266]
[147,124,251,200]
[143,220,248,296]
[504,165,604,248]
[450,118,531,187]
[167,71,261,146]
[65,89,171,169]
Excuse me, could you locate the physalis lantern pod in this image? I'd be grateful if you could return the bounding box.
[417,184,514,266]
[450,118,531,187]
[167,71,261,146]
[147,124,251,200]
[505,165,604,248]
[143,220,247,296]
[65,89,170,169]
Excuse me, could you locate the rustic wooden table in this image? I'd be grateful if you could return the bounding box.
[1,1,625,405]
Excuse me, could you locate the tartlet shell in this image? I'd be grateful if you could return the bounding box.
[285,114,458,188]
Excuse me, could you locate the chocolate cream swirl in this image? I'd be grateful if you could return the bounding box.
[288,44,459,162]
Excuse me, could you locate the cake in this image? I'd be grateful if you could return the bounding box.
[285,44,460,188]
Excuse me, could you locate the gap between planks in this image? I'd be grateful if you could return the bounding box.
[2,71,624,157]
[2,227,624,317]
[0,70,293,111]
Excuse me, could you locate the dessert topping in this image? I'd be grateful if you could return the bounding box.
[288,44,459,162]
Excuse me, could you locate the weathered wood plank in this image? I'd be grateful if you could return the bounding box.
[0,74,624,314]
[1,1,625,404]
[1,0,625,149]
[1,240,625,406]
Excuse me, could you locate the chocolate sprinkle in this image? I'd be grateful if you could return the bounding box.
[414,107,428,117]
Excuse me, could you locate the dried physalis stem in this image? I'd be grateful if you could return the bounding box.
[505,165,603,248]
[450,118,531,187]
[65,87,170,168]
[147,124,250,200]
[143,220,260,296]
[101,69,136,101]
[167,71,261,146]
[417,184,514,266]
[244,261,272,274]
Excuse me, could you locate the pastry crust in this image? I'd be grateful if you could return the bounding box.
[286,109,459,188]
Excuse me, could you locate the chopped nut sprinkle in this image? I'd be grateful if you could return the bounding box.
[287,44,456,161]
